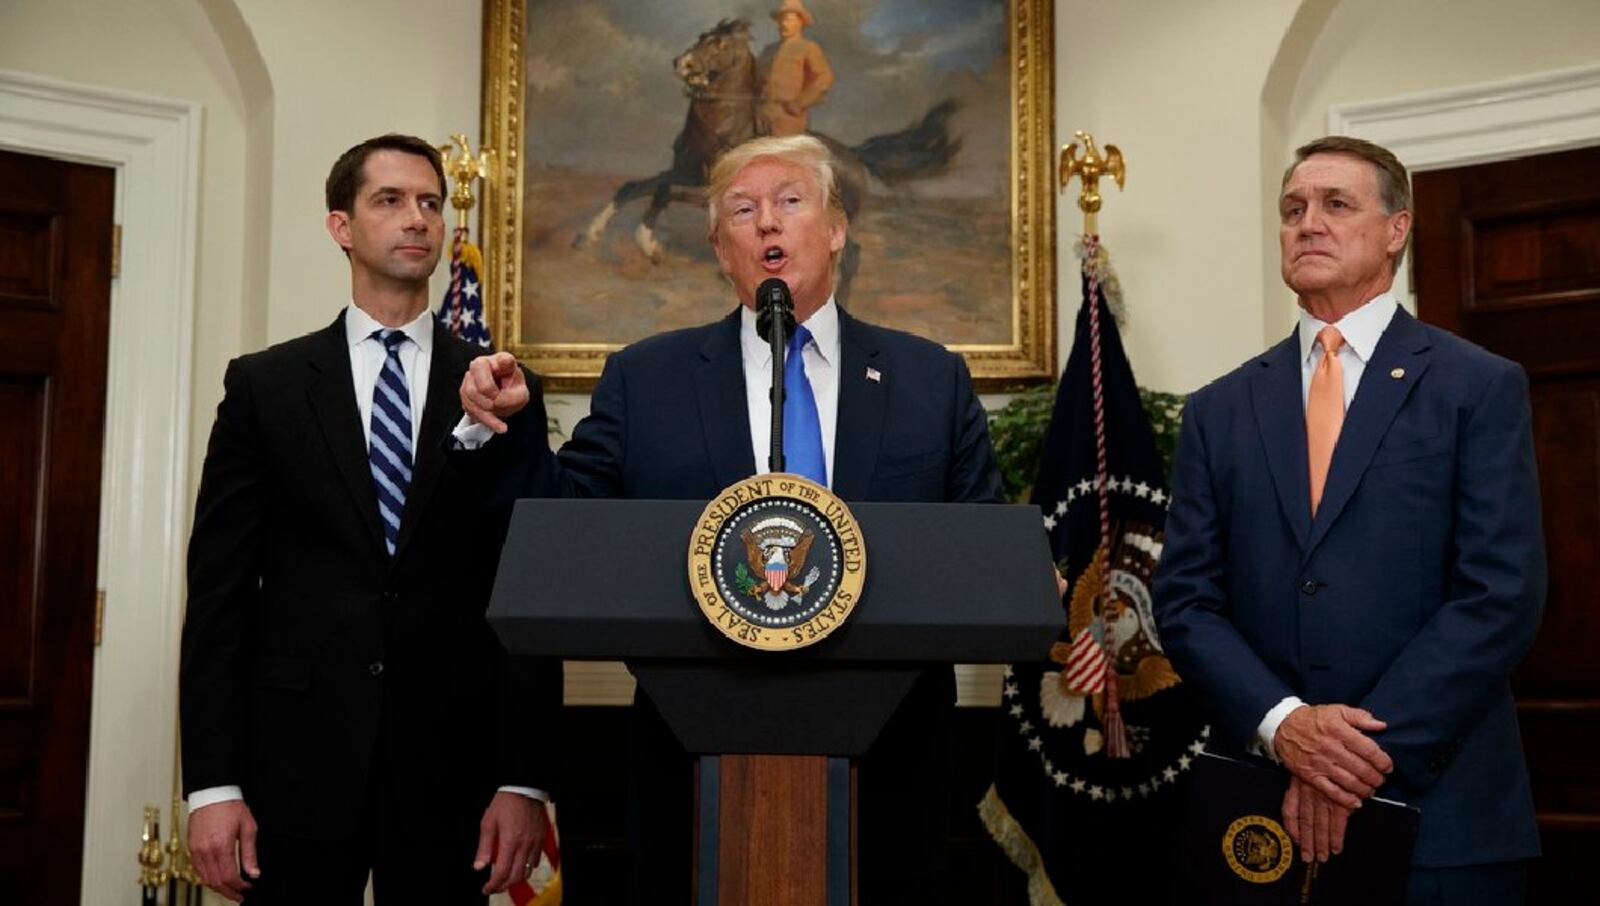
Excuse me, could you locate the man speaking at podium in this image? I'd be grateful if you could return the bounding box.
[455,134,1002,902]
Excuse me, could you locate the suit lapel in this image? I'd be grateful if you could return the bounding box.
[1249,333,1312,554]
[693,309,758,489]
[306,314,389,557]
[1305,308,1433,553]
[831,310,885,500]
[392,325,470,561]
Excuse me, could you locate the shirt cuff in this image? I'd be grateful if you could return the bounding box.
[497,785,550,804]
[452,415,495,450]
[1255,696,1306,762]
[188,785,244,812]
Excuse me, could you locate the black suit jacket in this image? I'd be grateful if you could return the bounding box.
[180,313,557,841]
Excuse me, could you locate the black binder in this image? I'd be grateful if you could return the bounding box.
[1179,752,1420,905]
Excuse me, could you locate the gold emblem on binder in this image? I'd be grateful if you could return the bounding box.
[1223,814,1294,884]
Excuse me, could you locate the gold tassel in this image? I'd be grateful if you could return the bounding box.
[977,785,1067,906]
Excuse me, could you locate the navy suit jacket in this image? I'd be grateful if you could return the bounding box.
[484,305,1001,506]
[1153,308,1545,868]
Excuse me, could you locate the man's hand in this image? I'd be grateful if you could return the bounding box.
[187,800,260,902]
[460,352,529,434]
[1282,774,1352,863]
[1274,703,1393,807]
[474,791,548,895]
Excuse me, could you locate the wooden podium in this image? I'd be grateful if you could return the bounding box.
[489,499,1062,905]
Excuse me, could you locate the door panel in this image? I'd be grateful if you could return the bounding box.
[0,147,114,904]
[1413,142,1600,899]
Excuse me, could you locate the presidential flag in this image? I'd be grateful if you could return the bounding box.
[437,226,491,348]
[980,237,1208,904]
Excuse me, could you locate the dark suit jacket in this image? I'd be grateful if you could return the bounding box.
[1153,308,1545,868]
[482,306,999,505]
[180,313,557,842]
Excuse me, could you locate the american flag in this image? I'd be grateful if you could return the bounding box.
[436,226,491,348]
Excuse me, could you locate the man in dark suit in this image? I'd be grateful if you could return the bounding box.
[180,134,556,904]
[457,134,1001,902]
[1153,136,1545,905]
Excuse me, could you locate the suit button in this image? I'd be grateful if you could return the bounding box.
[1300,579,1318,595]
[368,661,384,676]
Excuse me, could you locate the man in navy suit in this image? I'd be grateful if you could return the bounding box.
[457,134,1001,903]
[1153,136,1545,905]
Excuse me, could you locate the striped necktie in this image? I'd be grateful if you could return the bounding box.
[368,329,413,556]
[784,325,826,485]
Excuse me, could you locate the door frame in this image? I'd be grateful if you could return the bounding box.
[0,69,199,900]
[1327,61,1600,304]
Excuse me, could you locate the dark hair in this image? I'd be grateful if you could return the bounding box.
[324,134,446,213]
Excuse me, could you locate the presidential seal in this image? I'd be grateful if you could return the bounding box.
[1222,814,1293,884]
[687,473,865,651]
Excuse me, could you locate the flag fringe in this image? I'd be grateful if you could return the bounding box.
[1073,236,1125,326]
[977,785,1067,906]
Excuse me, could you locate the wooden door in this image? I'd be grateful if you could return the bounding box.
[1413,143,1600,900]
[0,148,115,903]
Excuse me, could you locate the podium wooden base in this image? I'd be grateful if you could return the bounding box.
[694,754,854,906]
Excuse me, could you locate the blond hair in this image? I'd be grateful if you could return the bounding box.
[705,134,848,243]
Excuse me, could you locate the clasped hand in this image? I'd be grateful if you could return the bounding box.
[1274,703,1393,862]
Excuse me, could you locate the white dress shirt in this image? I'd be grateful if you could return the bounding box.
[1256,291,1399,756]
[741,299,841,483]
[191,304,544,812]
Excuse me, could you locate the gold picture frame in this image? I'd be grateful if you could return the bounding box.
[480,0,1055,391]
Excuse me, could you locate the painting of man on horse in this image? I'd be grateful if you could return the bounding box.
[521,0,1012,350]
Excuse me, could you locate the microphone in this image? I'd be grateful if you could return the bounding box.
[755,278,796,472]
[755,277,795,343]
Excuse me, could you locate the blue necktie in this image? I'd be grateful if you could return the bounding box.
[784,325,826,484]
[368,329,413,556]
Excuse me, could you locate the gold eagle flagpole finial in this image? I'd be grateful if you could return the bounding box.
[438,133,495,231]
[1059,130,1125,236]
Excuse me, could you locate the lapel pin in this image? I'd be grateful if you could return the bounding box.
[866,367,882,383]
[1390,367,1406,380]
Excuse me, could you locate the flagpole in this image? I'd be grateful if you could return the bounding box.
[1059,130,1124,238]
[439,132,494,233]
[437,133,496,349]
[1059,131,1132,756]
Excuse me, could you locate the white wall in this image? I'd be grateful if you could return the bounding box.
[1051,0,1306,396]
[233,0,481,346]
[0,0,264,497]
[1264,0,1600,334]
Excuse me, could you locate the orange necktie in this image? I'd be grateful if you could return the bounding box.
[1306,325,1345,515]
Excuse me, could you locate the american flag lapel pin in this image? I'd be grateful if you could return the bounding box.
[865,367,882,383]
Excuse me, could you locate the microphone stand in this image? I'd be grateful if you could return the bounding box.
[757,278,795,474]
[769,316,786,473]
